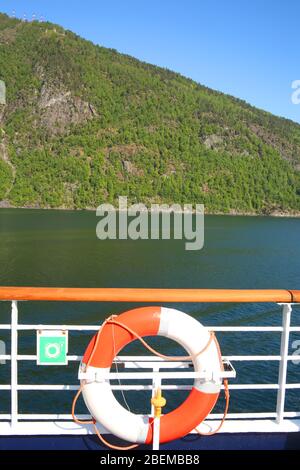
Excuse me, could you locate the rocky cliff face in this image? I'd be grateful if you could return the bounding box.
[38,81,96,134]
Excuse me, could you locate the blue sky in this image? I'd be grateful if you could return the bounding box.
[1,0,300,123]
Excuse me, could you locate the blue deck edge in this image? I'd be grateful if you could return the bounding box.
[1,432,300,450]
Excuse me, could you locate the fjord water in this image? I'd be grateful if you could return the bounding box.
[0,209,300,417]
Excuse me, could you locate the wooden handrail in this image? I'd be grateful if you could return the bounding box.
[0,287,298,302]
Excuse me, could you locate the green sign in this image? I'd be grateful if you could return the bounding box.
[37,330,68,365]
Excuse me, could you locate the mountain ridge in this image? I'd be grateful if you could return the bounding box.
[1,12,300,215]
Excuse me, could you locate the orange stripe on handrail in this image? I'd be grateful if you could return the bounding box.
[0,287,298,303]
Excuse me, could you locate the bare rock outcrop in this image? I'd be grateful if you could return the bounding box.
[38,82,96,134]
[203,134,223,149]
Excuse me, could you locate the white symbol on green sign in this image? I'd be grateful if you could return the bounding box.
[37,330,68,365]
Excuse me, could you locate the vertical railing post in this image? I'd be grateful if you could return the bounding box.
[276,303,292,424]
[11,300,18,430]
[152,413,161,451]
[152,365,161,451]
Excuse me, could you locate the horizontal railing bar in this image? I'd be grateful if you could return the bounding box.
[1,411,300,423]
[0,414,92,420]
[1,354,299,362]
[1,412,300,421]
[16,385,78,390]
[225,355,280,361]
[79,371,236,380]
[0,355,81,361]
[230,384,280,390]
[207,412,300,419]
[1,383,299,391]
[116,355,300,362]
[216,327,299,332]
[24,326,288,332]
[0,287,299,302]
[16,325,100,331]
[3,324,300,332]
[224,355,300,361]
[209,412,279,419]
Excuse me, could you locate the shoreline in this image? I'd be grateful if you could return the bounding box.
[0,202,300,218]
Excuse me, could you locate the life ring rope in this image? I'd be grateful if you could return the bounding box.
[103,317,216,362]
[72,313,230,449]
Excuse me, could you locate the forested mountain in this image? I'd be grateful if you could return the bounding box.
[1,12,300,214]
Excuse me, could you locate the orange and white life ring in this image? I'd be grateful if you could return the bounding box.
[79,306,222,444]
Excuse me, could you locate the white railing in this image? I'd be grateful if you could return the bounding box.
[0,300,300,437]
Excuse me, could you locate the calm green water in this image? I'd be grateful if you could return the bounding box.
[0,209,300,416]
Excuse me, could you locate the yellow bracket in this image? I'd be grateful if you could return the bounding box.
[151,387,166,418]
